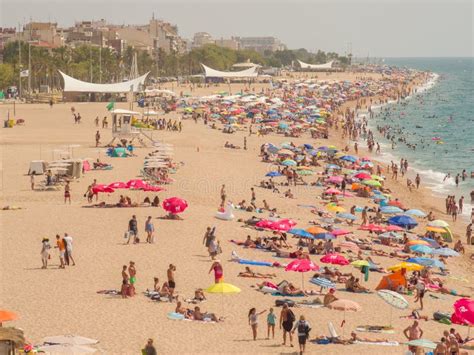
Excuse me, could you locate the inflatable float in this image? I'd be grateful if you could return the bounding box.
[215,202,235,221]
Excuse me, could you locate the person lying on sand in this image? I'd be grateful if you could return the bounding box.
[400,309,429,321]
[238,266,276,279]
[320,267,352,281]
[224,141,240,149]
[281,283,319,296]
[350,332,389,343]
[192,306,221,322]
[274,247,309,259]
[434,282,470,297]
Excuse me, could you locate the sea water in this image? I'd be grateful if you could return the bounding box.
[368,58,473,218]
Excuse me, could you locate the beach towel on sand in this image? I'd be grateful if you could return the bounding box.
[354,340,399,346]
[167,312,216,323]
[356,325,395,334]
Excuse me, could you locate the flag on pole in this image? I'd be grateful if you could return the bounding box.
[106,101,115,111]
[20,70,29,77]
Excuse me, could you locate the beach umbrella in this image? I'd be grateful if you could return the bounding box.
[388,262,423,272]
[205,282,241,294]
[281,159,296,166]
[278,149,294,156]
[406,257,445,269]
[310,277,335,289]
[91,184,114,194]
[426,226,447,233]
[266,171,283,177]
[359,224,385,233]
[379,232,402,239]
[327,176,343,184]
[285,259,319,288]
[126,179,147,189]
[431,247,460,257]
[325,188,342,195]
[380,206,404,214]
[385,225,405,232]
[377,289,409,326]
[362,180,382,187]
[162,197,188,214]
[43,335,98,346]
[141,184,164,192]
[406,339,437,350]
[428,220,449,228]
[388,215,418,229]
[296,170,313,176]
[410,245,433,254]
[338,241,359,252]
[314,233,336,240]
[107,182,128,189]
[453,298,474,325]
[354,172,371,180]
[421,238,440,249]
[320,253,349,265]
[306,226,327,235]
[288,228,315,239]
[340,155,358,163]
[255,219,273,229]
[336,213,357,221]
[326,204,345,213]
[269,220,292,232]
[407,240,430,247]
[404,209,427,217]
[328,299,361,337]
[326,164,341,170]
[37,344,97,354]
[0,310,18,323]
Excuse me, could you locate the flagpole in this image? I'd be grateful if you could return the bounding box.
[28,42,31,94]
[18,24,22,99]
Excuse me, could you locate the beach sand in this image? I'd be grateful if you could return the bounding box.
[0,78,472,354]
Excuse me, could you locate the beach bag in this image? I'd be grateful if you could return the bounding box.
[298,321,311,336]
[124,231,130,239]
[288,309,296,323]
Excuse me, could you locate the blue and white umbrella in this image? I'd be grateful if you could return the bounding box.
[410,245,433,254]
[381,206,404,214]
[310,277,335,289]
[288,228,315,239]
[266,171,283,177]
[340,155,358,163]
[314,233,336,240]
[336,212,357,221]
[406,257,445,269]
[431,247,460,257]
[404,209,427,217]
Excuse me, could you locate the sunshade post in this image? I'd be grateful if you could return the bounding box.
[301,273,304,290]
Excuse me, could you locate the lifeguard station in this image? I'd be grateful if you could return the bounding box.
[108,109,157,147]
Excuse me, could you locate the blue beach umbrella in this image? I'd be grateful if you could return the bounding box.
[404,209,427,217]
[310,277,335,289]
[340,155,358,163]
[381,206,404,214]
[303,144,313,150]
[406,257,445,269]
[266,171,283,177]
[281,159,297,166]
[288,228,315,239]
[326,164,341,170]
[410,245,433,254]
[388,215,418,229]
[431,248,460,257]
[421,238,440,249]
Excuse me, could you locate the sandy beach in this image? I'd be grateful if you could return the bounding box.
[0,75,473,355]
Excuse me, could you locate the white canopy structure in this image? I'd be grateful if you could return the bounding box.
[59,71,149,93]
[297,60,334,70]
[201,64,258,78]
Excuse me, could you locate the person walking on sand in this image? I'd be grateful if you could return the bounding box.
[145,216,155,243]
[40,238,51,269]
[415,174,421,189]
[30,171,35,190]
[167,264,176,298]
[361,206,368,225]
[63,233,76,266]
[95,130,101,147]
[143,339,157,355]
[292,315,311,354]
[128,261,136,296]
[64,182,71,204]
[209,260,224,283]
[127,215,138,244]
[279,303,295,347]
[267,307,276,339]
[55,234,66,269]
[403,320,423,353]
[248,308,267,340]
[121,265,129,298]
[220,185,226,208]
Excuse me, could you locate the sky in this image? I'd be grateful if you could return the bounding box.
[1,0,473,57]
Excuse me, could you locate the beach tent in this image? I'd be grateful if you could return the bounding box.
[297,60,334,70]
[28,160,47,175]
[375,270,407,291]
[59,71,149,93]
[108,147,128,158]
[201,64,258,78]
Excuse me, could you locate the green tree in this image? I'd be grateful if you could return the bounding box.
[0,63,15,89]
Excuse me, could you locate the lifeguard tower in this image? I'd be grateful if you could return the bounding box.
[108,109,157,147]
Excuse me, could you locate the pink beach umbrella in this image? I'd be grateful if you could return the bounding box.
[285,259,319,288]
[126,179,147,189]
[454,298,474,325]
[107,182,128,189]
[270,221,292,232]
[92,184,114,194]
[354,172,371,180]
[256,220,273,229]
[337,241,360,252]
[332,229,351,236]
[162,197,188,214]
[385,225,404,232]
[141,184,164,192]
[327,176,343,184]
[320,253,349,266]
[325,188,343,195]
[278,219,297,227]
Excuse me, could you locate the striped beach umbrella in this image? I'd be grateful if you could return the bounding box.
[310,277,335,289]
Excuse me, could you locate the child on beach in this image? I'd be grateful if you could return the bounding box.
[267,308,276,339]
[248,308,267,340]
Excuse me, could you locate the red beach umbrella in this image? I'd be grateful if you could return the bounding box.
[162,197,188,214]
[320,253,349,265]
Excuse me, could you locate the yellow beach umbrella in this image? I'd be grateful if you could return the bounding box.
[426,226,447,233]
[388,262,424,272]
[326,204,346,213]
[407,240,430,246]
[205,282,241,294]
[351,260,369,268]
[306,226,327,235]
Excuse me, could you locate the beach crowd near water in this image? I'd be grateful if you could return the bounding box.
[1,66,473,354]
